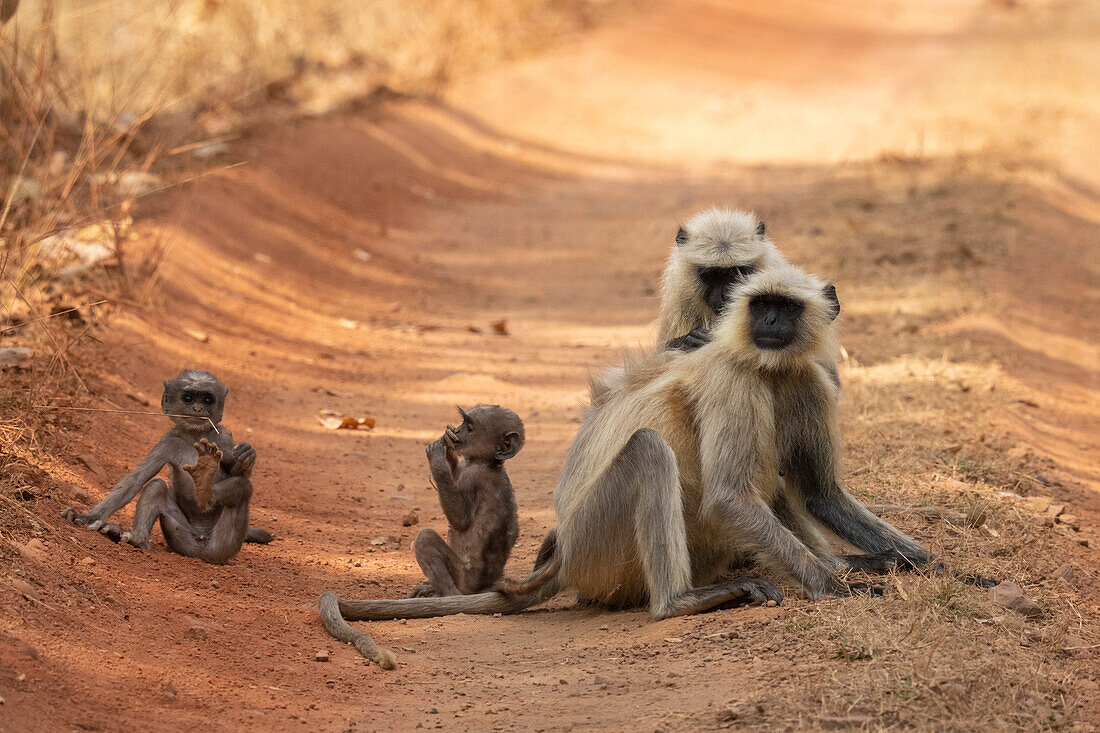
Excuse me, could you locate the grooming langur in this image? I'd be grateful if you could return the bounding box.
[61,370,271,563]
[408,405,524,597]
[657,207,783,350]
[656,207,842,391]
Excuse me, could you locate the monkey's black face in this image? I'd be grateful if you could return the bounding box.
[163,387,224,430]
[698,266,754,316]
[749,294,805,350]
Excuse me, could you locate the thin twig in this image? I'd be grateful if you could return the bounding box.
[33,406,219,434]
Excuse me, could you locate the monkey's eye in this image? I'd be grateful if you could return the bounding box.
[202,395,215,406]
[182,394,194,403]
[784,300,801,313]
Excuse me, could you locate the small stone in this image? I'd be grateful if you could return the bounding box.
[593,675,610,686]
[80,556,95,565]
[989,581,1042,618]
[183,328,209,343]
[0,347,33,369]
[12,579,40,602]
[402,511,419,527]
[558,678,568,685]
[1055,563,1078,582]
[428,707,438,714]
[315,650,330,662]
[1057,514,1080,531]
[116,170,161,196]
[210,580,220,589]
[20,538,47,563]
[192,142,230,160]
[353,249,372,262]
[75,454,106,478]
[766,599,778,607]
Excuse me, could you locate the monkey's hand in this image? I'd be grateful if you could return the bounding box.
[405,583,438,598]
[61,507,105,529]
[440,425,461,451]
[230,442,257,478]
[426,438,448,464]
[666,328,712,352]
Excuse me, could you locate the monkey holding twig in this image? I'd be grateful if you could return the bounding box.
[409,405,524,597]
[61,369,272,564]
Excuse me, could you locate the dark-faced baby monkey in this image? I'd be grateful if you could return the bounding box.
[408,405,524,597]
[61,370,272,564]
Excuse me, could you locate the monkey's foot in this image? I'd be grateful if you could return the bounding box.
[61,507,100,527]
[244,526,274,544]
[658,577,783,618]
[405,583,438,598]
[183,439,222,509]
[119,530,151,550]
[98,523,125,542]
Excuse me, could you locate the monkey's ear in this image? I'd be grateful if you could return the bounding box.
[823,284,840,321]
[755,221,766,236]
[495,431,523,461]
[675,226,689,246]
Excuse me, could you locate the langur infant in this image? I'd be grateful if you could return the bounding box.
[61,369,272,564]
[407,405,524,597]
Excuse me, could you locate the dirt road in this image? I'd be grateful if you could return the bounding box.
[4,1,1099,730]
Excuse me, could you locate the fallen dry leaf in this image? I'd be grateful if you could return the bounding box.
[317,410,375,430]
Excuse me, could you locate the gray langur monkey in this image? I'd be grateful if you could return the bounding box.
[658,207,784,350]
[61,370,272,563]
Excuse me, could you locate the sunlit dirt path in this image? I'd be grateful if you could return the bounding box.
[5,1,1099,730]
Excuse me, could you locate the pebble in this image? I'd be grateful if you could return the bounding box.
[402,511,419,527]
[315,650,330,662]
[766,600,778,607]
[12,579,40,602]
[0,347,33,369]
[989,581,1042,618]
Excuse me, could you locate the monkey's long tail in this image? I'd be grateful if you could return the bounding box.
[496,553,561,596]
[334,579,560,621]
[318,591,398,669]
[318,580,561,668]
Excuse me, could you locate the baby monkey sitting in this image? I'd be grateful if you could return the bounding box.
[408,405,524,597]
